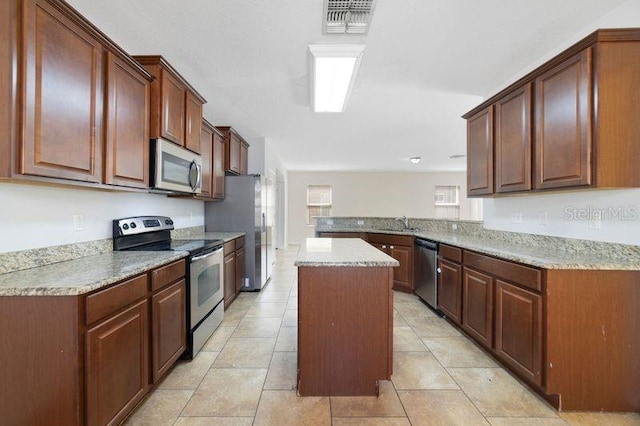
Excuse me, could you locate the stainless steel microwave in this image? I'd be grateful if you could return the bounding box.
[151,138,202,193]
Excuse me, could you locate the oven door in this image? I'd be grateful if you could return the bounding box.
[189,246,224,328]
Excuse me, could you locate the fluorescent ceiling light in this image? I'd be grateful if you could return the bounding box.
[309,44,365,113]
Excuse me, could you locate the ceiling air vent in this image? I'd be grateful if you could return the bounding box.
[324,0,377,35]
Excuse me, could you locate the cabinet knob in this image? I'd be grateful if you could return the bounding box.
[382,245,387,249]
[390,245,395,249]
[437,268,442,274]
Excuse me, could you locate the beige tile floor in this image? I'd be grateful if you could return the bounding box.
[126,246,640,426]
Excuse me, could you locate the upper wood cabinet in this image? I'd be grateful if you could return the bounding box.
[104,52,150,188]
[466,107,494,196]
[21,0,104,183]
[199,121,214,198]
[535,50,591,190]
[134,55,206,154]
[463,28,640,196]
[1,0,153,190]
[211,127,226,199]
[218,126,249,175]
[185,91,203,153]
[495,83,532,193]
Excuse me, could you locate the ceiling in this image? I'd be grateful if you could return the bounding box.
[67,0,626,172]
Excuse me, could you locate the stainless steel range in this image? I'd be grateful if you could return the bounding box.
[113,216,224,359]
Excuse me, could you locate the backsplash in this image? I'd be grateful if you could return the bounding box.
[316,216,640,263]
[0,226,205,275]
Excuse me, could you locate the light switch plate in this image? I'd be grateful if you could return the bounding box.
[511,212,523,224]
[538,212,548,226]
[73,214,84,231]
[357,220,364,226]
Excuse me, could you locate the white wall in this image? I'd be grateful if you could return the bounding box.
[287,171,481,244]
[484,189,640,245]
[481,0,640,245]
[0,183,204,253]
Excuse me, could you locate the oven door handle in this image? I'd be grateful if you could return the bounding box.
[191,247,223,262]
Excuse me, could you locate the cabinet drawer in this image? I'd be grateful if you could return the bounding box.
[440,244,462,263]
[235,236,245,250]
[224,240,236,255]
[85,274,148,325]
[367,233,413,246]
[464,251,541,292]
[150,259,186,293]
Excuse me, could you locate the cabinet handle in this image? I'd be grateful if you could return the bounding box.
[437,268,442,274]
[390,245,395,249]
[382,245,387,249]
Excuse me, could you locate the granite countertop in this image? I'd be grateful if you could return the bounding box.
[175,232,246,243]
[316,227,640,270]
[295,238,400,267]
[0,251,188,296]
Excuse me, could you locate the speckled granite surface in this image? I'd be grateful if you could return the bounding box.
[316,217,640,270]
[175,231,246,243]
[0,238,113,275]
[295,238,399,267]
[0,251,187,296]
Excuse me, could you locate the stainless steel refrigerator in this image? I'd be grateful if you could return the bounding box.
[205,174,273,290]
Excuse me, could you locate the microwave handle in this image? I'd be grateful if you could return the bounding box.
[188,160,201,192]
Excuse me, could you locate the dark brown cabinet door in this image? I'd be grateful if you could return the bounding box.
[212,129,225,199]
[437,258,462,325]
[495,280,543,386]
[85,299,149,426]
[199,123,213,198]
[462,267,494,348]
[390,244,412,292]
[151,280,186,383]
[228,133,241,174]
[184,91,202,153]
[466,106,494,196]
[535,49,592,190]
[22,0,103,182]
[495,84,532,193]
[160,70,186,145]
[224,252,236,308]
[235,246,246,294]
[104,52,150,188]
[240,141,248,174]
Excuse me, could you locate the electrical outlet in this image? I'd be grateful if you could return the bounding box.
[357,220,364,226]
[326,219,334,225]
[589,217,602,229]
[452,223,458,231]
[511,212,523,224]
[73,214,84,231]
[244,278,250,287]
[538,212,548,226]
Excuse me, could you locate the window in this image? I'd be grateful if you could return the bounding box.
[307,185,332,225]
[434,185,460,219]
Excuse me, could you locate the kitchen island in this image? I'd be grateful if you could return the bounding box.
[294,238,399,396]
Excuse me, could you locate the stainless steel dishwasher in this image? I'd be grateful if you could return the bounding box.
[414,237,438,309]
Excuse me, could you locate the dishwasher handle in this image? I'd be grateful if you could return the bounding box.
[415,238,438,250]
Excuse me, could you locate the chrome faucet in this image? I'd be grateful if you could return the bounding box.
[396,215,409,229]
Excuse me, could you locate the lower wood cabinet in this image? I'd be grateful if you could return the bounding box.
[86,299,149,426]
[223,236,247,309]
[462,267,493,349]
[494,279,542,386]
[0,258,187,425]
[236,246,246,293]
[367,233,414,292]
[437,257,462,325]
[224,250,236,308]
[151,279,186,383]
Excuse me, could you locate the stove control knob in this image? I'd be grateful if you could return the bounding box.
[122,224,129,230]
[130,222,137,229]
